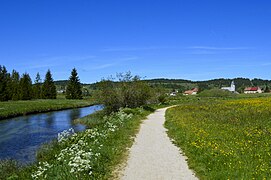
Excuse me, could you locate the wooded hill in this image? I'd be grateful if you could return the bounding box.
[145,78,271,92]
[55,77,271,93]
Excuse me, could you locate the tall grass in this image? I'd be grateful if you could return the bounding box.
[165,97,271,179]
[198,89,236,98]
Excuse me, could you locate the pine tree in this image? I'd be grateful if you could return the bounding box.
[8,70,20,100]
[66,68,83,99]
[0,65,10,101]
[19,73,33,100]
[42,70,56,99]
[33,72,42,99]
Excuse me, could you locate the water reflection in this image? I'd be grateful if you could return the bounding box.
[69,109,81,126]
[0,105,102,164]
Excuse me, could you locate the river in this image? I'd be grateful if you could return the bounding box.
[0,105,102,164]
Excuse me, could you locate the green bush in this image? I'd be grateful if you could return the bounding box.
[95,72,152,114]
[122,107,144,115]
[158,94,167,104]
[198,88,236,98]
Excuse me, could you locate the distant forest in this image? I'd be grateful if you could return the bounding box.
[144,78,271,93]
[55,77,271,93]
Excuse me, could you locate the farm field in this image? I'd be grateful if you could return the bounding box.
[165,97,271,179]
[0,98,95,120]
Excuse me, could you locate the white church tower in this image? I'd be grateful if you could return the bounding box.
[221,81,235,92]
[230,81,235,92]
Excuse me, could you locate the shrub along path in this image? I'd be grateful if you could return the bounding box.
[119,107,197,180]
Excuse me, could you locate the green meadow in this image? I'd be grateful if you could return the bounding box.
[165,97,271,179]
[0,98,95,120]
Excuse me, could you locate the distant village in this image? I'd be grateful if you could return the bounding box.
[170,81,268,96]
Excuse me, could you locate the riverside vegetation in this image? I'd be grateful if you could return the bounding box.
[0,72,167,179]
[165,96,271,179]
[0,107,158,179]
[0,66,88,119]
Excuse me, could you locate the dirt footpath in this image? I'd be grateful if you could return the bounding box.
[119,107,198,180]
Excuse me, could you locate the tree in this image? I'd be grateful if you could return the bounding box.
[42,70,56,99]
[65,68,82,99]
[119,73,151,108]
[198,88,236,98]
[8,70,20,100]
[96,79,121,113]
[0,65,10,101]
[237,85,246,93]
[264,84,270,93]
[198,83,210,93]
[19,73,33,100]
[82,88,90,96]
[96,72,152,113]
[33,72,42,99]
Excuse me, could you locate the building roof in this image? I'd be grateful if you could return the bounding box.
[191,88,198,92]
[184,88,198,94]
[244,87,261,91]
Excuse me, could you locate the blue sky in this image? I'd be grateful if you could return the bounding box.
[1,0,271,83]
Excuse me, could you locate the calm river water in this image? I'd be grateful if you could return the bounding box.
[0,105,102,164]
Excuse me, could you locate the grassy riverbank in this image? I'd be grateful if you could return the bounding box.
[0,99,95,120]
[165,97,271,179]
[1,106,158,179]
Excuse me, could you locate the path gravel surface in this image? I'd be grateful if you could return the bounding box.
[120,107,198,180]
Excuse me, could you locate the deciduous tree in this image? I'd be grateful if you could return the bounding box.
[96,72,152,113]
[264,84,270,93]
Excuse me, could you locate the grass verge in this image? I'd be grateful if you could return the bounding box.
[165,97,271,179]
[0,99,95,120]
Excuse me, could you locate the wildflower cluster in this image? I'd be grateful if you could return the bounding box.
[165,97,271,179]
[57,139,93,175]
[31,162,52,179]
[32,109,133,179]
[57,128,75,142]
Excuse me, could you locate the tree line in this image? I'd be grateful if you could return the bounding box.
[0,65,82,101]
[145,77,271,93]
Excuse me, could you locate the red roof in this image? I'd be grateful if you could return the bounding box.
[184,90,193,94]
[184,88,198,94]
[191,88,198,92]
[244,87,260,91]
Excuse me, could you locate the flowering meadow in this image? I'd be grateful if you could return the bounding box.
[165,97,271,179]
[32,109,136,179]
[2,107,148,179]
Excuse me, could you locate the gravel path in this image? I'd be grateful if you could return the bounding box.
[120,107,198,180]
